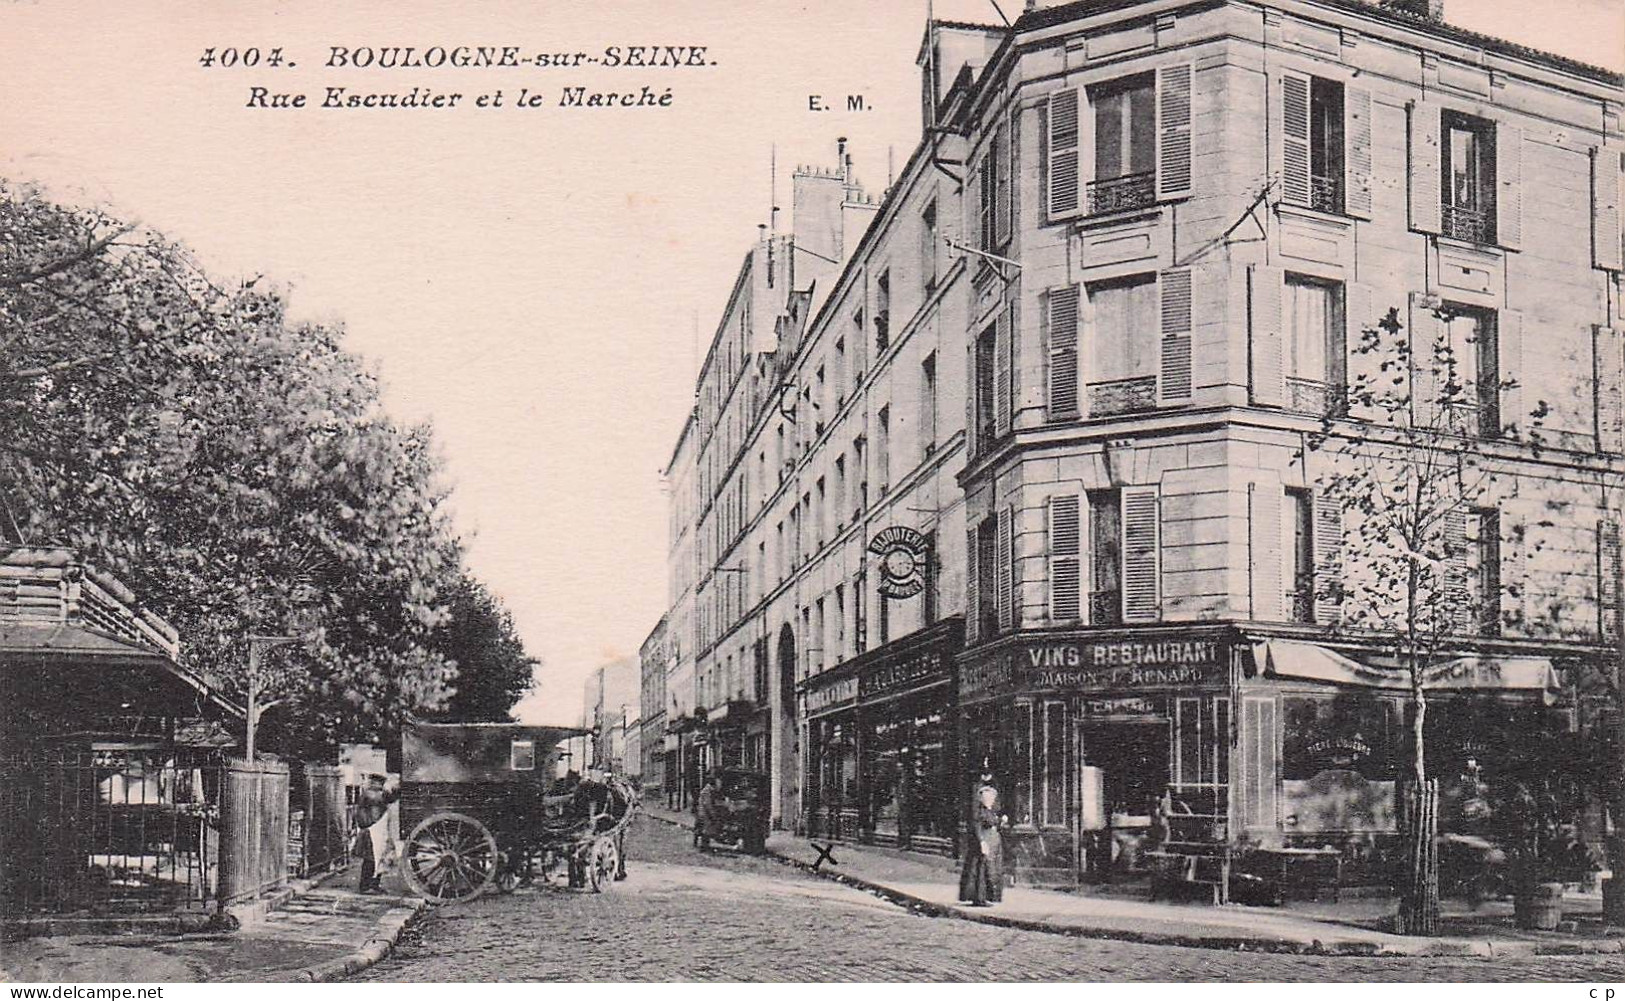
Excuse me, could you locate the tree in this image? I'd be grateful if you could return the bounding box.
[1304,297,1518,935]
[430,572,538,722]
[0,180,490,755]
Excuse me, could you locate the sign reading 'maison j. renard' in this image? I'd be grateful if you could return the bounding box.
[962,638,1227,697]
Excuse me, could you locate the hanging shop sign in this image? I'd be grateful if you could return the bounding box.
[867,526,929,599]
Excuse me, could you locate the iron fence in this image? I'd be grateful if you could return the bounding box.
[1087,171,1156,215]
[0,749,222,915]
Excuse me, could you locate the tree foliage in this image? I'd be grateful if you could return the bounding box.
[0,180,534,755]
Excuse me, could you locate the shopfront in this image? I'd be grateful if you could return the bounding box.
[958,627,1235,885]
[801,617,964,855]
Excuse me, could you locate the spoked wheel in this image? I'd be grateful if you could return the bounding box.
[588,838,618,893]
[403,812,499,904]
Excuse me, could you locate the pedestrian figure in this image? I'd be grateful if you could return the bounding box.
[354,773,399,894]
[958,773,1005,906]
[696,773,721,851]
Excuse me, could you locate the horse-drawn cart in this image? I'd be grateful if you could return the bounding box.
[397,721,636,904]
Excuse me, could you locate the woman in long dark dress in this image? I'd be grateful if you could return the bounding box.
[958,777,1005,905]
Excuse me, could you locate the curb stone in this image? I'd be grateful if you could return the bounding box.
[645,810,1625,959]
[290,902,425,982]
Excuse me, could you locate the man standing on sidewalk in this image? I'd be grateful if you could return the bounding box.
[355,773,399,894]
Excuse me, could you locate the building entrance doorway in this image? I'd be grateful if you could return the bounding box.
[1079,718,1170,873]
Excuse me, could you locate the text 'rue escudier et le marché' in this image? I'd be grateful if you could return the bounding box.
[198,45,714,110]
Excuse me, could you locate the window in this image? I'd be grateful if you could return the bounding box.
[875,271,892,352]
[834,454,847,529]
[1012,702,1033,826]
[1089,74,1156,213]
[921,199,939,292]
[1442,111,1497,243]
[815,598,825,672]
[834,585,847,662]
[1087,275,1159,413]
[510,740,536,771]
[876,406,891,494]
[1469,508,1501,635]
[1440,304,1499,437]
[974,325,998,448]
[833,338,846,408]
[1283,75,1345,213]
[1287,488,1314,623]
[1042,701,1067,827]
[816,476,826,546]
[976,516,1000,638]
[978,127,1007,251]
[877,588,890,645]
[920,352,938,456]
[922,529,939,625]
[1089,489,1122,625]
[1285,276,1345,415]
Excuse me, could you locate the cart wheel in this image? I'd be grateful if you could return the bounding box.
[403,812,499,904]
[493,850,521,895]
[588,838,618,894]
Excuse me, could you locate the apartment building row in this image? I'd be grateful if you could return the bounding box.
[655,0,1625,884]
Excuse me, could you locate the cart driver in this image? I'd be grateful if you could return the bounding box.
[354,773,399,894]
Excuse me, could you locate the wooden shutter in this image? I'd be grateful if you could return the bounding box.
[966,525,981,644]
[1156,64,1194,201]
[1443,507,1470,630]
[1408,102,1442,234]
[1048,494,1083,623]
[1498,309,1524,438]
[965,342,979,458]
[994,125,1012,247]
[1280,71,1313,208]
[1345,282,1383,421]
[1313,491,1344,627]
[1600,518,1623,642]
[1242,696,1278,830]
[1046,286,1081,418]
[1249,265,1286,407]
[1594,147,1624,272]
[1048,89,1082,220]
[1249,482,1285,621]
[1121,486,1160,622]
[1008,107,1021,240]
[1409,293,1444,427]
[1595,324,1625,454]
[996,507,1014,631]
[1495,124,1522,250]
[1158,268,1194,404]
[1345,85,1375,219]
[994,305,1012,438]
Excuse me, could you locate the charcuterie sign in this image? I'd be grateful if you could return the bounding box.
[867,526,928,599]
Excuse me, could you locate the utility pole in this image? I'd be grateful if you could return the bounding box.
[245,634,300,761]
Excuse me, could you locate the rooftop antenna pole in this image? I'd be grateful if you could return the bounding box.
[770,143,779,235]
[888,145,895,189]
[988,0,1012,27]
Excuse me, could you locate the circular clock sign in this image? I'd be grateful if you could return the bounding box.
[868,526,929,599]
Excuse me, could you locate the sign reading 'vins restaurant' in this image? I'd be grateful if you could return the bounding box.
[962,637,1229,698]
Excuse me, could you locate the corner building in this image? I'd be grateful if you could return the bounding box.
[951,0,1624,885]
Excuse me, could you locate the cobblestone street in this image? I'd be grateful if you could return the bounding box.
[359,816,1625,982]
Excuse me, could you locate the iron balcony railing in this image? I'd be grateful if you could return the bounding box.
[1090,589,1123,626]
[1442,203,1494,244]
[1088,171,1156,215]
[1310,174,1343,214]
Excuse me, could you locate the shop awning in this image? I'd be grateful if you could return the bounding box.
[1252,639,1561,702]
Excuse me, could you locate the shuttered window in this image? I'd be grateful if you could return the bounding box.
[1595,325,1625,454]
[1046,286,1081,419]
[1444,507,1471,630]
[1047,89,1082,220]
[1408,102,1443,234]
[1121,486,1160,622]
[994,303,1014,438]
[1158,268,1193,404]
[996,506,1014,631]
[1248,482,1285,622]
[1048,494,1083,623]
[1313,491,1344,627]
[1345,86,1374,219]
[1594,148,1624,272]
[1495,124,1523,249]
[966,525,982,644]
[1600,518,1622,642]
[1281,72,1314,208]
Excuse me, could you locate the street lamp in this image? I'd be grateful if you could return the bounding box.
[245,633,301,761]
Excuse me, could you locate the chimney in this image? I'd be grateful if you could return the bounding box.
[1380,0,1444,22]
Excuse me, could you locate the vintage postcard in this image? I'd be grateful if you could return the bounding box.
[3,0,1625,986]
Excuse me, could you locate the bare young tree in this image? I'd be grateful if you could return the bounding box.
[1303,297,1515,935]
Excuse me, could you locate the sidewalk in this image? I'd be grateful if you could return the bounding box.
[0,862,424,983]
[644,803,1625,957]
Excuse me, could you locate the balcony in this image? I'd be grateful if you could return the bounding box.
[1442,203,1494,245]
[1088,172,1156,215]
[1090,590,1122,627]
[1287,378,1340,418]
[1087,376,1157,416]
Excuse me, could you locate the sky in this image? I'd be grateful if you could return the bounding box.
[3,0,1620,726]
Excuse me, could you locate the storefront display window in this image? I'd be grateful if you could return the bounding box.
[1041,701,1067,828]
[1281,693,1400,835]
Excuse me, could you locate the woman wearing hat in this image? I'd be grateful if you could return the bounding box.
[958,771,1006,906]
